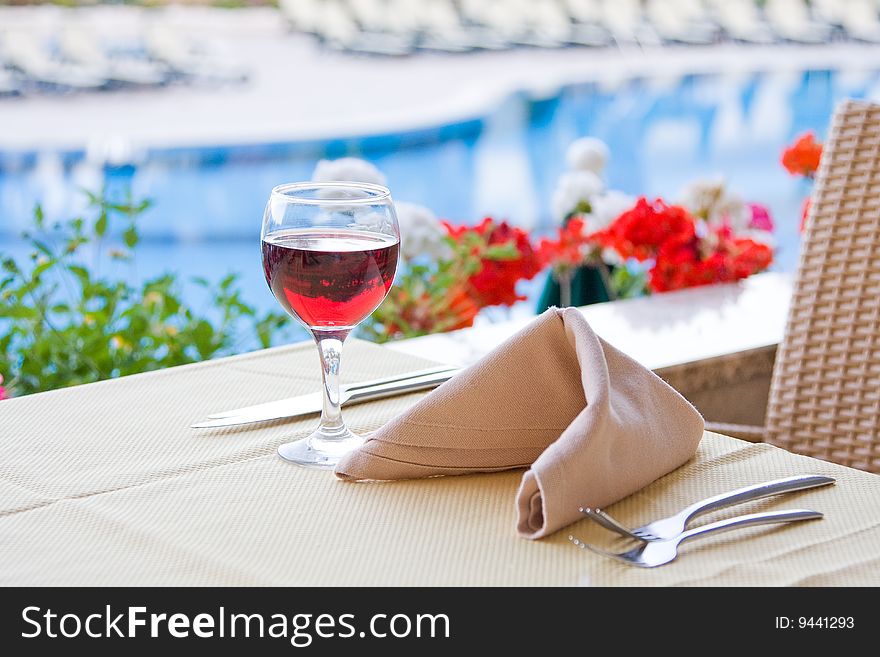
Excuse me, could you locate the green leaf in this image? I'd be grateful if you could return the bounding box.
[83,189,100,206]
[569,200,592,217]
[32,260,54,279]
[2,305,39,319]
[30,239,55,258]
[483,243,520,260]
[219,273,237,291]
[68,265,91,287]
[2,187,290,398]
[123,225,139,248]
[95,210,108,237]
[192,320,216,358]
[609,266,648,299]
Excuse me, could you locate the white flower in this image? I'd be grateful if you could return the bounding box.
[566,137,609,175]
[737,229,776,248]
[600,247,624,266]
[582,189,635,234]
[680,177,749,231]
[394,201,450,261]
[551,170,604,223]
[311,157,387,186]
[352,209,396,235]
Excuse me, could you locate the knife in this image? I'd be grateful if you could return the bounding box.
[191,367,459,429]
[204,365,458,419]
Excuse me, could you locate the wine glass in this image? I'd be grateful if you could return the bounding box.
[261,182,400,468]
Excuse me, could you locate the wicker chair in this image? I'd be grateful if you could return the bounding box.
[707,99,880,473]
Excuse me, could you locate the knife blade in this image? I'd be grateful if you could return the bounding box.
[191,368,459,429]
[205,365,459,419]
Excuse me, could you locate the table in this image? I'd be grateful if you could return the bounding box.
[2,330,878,586]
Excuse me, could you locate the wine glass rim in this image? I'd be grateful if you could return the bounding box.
[270,181,392,205]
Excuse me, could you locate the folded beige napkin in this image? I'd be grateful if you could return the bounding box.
[335,307,704,539]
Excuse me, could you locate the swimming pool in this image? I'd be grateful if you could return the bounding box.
[2,67,878,326]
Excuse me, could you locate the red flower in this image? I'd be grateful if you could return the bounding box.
[382,283,480,337]
[649,231,705,292]
[648,229,773,293]
[442,219,478,241]
[538,216,591,269]
[445,218,542,307]
[782,132,822,177]
[727,237,774,280]
[800,197,812,233]
[592,196,772,293]
[593,197,695,261]
[440,285,482,330]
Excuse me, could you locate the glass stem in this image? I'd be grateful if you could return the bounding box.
[313,329,350,438]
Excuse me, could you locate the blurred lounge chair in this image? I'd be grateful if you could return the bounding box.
[563,0,614,46]
[0,66,21,96]
[599,0,661,47]
[476,0,533,45]
[812,0,847,30]
[312,0,416,55]
[518,0,574,48]
[645,0,719,45]
[839,0,880,43]
[415,0,491,53]
[347,0,389,34]
[284,0,385,53]
[382,0,424,38]
[279,0,325,34]
[59,27,166,87]
[310,0,360,47]
[462,0,571,49]
[457,0,519,49]
[144,24,249,82]
[708,0,776,44]
[0,31,106,91]
[459,0,496,28]
[764,0,832,44]
[452,0,578,50]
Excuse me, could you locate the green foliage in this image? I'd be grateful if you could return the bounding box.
[609,265,649,299]
[0,190,287,398]
[565,200,593,223]
[359,231,522,343]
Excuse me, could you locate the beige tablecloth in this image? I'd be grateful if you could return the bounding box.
[1,339,878,586]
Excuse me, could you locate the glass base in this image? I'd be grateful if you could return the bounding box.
[277,427,365,469]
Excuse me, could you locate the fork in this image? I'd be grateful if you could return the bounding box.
[579,474,834,542]
[569,509,823,568]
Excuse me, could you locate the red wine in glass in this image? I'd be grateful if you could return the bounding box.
[262,228,400,329]
[262,181,400,469]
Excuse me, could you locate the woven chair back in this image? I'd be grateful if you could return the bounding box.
[766,99,880,472]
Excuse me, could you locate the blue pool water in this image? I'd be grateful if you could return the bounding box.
[2,68,878,331]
